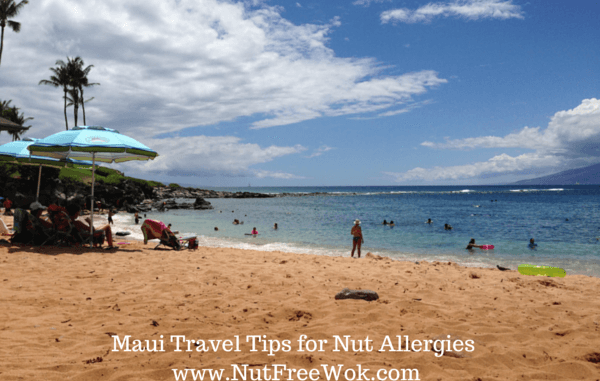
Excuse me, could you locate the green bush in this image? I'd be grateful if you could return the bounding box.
[169,183,181,188]
[103,173,122,185]
[95,166,122,177]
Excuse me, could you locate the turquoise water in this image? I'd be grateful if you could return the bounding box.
[113,186,600,277]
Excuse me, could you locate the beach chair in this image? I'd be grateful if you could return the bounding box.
[141,219,197,250]
[44,206,103,247]
[0,218,12,236]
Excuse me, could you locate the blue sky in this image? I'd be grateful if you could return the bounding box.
[1,0,599,186]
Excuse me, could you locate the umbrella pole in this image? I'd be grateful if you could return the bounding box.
[90,153,95,248]
[36,164,42,202]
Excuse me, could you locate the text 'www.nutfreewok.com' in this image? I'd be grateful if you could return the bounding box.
[172,364,420,381]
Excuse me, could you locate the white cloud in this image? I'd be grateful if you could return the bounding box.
[253,169,305,179]
[353,0,392,7]
[388,99,600,181]
[381,0,524,24]
[306,145,334,158]
[385,153,561,181]
[0,0,445,141]
[117,135,306,178]
[251,70,445,128]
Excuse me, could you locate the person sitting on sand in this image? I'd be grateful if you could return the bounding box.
[388,220,395,226]
[29,202,53,229]
[351,219,364,258]
[382,219,388,225]
[466,238,482,250]
[273,223,278,230]
[528,238,537,249]
[426,218,433,224]
[444,223,453,230]
[251,227,258,235]
[67,204,114,248]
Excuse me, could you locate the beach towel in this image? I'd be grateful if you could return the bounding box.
[141,219,167,244]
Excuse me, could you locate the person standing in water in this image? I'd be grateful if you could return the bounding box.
[351,219,364,258]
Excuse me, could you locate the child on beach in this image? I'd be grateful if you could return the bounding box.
[108,210,114,225]
[350,219,364,258]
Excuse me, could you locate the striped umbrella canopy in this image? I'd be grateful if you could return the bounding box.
[26,126,157,163]
[0,138,91,165]
[0,138,92,202]
[28,126,158,247]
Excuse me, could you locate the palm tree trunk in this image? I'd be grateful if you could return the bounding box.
[63,88,69,130]
[80,86,86,125]
[74,102,78,127]
[0,25,5,66]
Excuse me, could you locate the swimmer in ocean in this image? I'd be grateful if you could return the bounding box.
[528,238,537,249]
[466,238,482,250]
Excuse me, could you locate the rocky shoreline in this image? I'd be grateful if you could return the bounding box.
[1,174,347,214]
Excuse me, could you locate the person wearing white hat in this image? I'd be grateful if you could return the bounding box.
[350,219,364,258]
[29,202,52,228]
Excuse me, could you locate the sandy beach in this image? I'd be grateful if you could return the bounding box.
[1,214,600,381]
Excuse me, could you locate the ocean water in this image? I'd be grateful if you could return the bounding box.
[111,185,600,277]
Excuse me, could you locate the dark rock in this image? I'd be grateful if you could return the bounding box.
[194,197,213,210]
[334,288,379,302]
[125,204,140,213]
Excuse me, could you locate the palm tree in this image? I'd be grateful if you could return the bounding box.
[0,0,29,66]
[68,56,99,125]
[39,59,70,130]
[39,56,99,129]
[0,99,33,141]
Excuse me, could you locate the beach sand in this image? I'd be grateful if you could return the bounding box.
[1,214,600,380]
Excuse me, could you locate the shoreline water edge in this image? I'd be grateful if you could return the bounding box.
[107,185,600,278]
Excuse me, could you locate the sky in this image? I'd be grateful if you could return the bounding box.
[1,0,599,186]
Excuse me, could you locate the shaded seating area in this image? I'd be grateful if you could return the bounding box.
[141,219,198,250]
[9,203,110,248]
[11,207,62,246]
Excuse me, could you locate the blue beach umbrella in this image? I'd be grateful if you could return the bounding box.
[0,138,92,202]
[28,126,158,246]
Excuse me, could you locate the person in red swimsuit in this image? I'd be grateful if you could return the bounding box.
[350,219,364,258]
[3,198,13,216]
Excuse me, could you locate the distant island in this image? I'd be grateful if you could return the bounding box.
[511,163,600,185]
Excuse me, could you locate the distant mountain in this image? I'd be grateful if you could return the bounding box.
[511,163,600,185]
